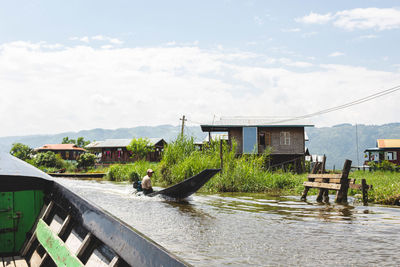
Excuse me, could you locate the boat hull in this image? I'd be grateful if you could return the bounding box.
[147,169,220,199]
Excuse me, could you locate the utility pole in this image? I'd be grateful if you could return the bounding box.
[356,123,360,167]
[180,115,187,136]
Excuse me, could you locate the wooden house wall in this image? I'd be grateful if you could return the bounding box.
[37,149,84,160]
[228,127,305,155]
[262,127,304,155]
[365,148,400,165]
[101,148,133,163]
[100,144,164,163]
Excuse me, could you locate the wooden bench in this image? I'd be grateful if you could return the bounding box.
[301,159,372,205]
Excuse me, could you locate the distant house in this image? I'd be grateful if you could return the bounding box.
[364,139,400,165]
[34,144,86,161]
[200,117,313,169]
[85,138,167,163]
[194,133,229,150]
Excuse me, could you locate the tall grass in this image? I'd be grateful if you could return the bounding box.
[105,161,159,182]
[158,136,305,193]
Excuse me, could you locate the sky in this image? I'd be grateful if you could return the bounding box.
[1,0,400,137]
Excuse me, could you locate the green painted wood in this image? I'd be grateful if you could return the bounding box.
[0,192,14,252]
[13,190,44,252]
[36,219,84,267]
[0,190,44,254]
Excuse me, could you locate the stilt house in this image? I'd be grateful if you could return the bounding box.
[201,117,313,169]
[364,139,400,165]
[85,138,167,163]
[34,144,86,161]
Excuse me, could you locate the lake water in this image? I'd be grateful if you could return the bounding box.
[57,178,400,266]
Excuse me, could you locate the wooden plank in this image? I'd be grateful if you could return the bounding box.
[349,184,362,190]
[3,257,15,267]
[308,174,342,179]
[12,257,28,267]
[20,202,54,257]
[76,233,99,264]
[313,178,342,183]
[29,251,43,267]
[335,160,352,204]
[303,181,341,190]
[36,219,83,267]
[57,215,72,237]
[109,256,120,267]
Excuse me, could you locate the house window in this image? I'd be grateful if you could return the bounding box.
[385,151,397,161]
[259,133,265,146]
[243,127,258,153]
[265,132,271,146]
[259,132,272,147]
[280,132,290,145]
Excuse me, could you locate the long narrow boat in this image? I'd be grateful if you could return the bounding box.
[0,153,189,267]
[147,169,220,199]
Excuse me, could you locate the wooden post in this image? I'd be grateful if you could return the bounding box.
[180,115,186,136]
[361,179,368,206]
[301,161,320,201]
[335,159,352,204]
[220,139,223,170]
[316,156,327,202]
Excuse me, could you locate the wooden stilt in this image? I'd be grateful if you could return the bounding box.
[361,179,368,206]
[335,160,352,204]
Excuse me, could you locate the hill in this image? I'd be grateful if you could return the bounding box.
[1,123,400,169]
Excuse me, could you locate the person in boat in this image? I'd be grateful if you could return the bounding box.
[142,169,154,195]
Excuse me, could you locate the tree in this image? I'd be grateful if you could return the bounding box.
[10,143,33,161]
[77,153,96,169]
[76,137,90,148]
[62,136,90,148]
[62,137,76,144]
[34,151,64,168]
[127,138,153,160]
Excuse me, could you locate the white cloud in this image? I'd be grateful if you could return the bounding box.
[296,12,333,24]
[297,8,400,31]
[329,52,345,57]
[279,58,313,67]
[282,28,301,32]
[334,8,400,31]
[71,35,124,45]
[0,41,399,136]
[358,34,378,39]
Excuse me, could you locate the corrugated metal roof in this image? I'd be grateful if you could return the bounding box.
[377,139,400,148]
[201,117,314,130]
[35,144,86,151]
[86,138,166,148]
[203,133,229,142]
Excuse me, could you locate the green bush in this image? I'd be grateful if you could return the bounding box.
[127,138,153,160]
[34,151,64,169]
[105,161,158,182]
[10,143,33,161]
[77,153,96,169]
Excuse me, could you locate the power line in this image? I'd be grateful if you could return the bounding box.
[267,84,400,124]
[183,84,400,126]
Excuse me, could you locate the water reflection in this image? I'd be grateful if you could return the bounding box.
[57,178,400,266]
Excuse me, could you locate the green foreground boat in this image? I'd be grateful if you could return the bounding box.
[0,153,189,267]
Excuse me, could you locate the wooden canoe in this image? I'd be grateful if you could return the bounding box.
[147,169,220,199]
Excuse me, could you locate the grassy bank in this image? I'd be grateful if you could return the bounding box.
[100,136,400,205]
[351,171,400,205]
